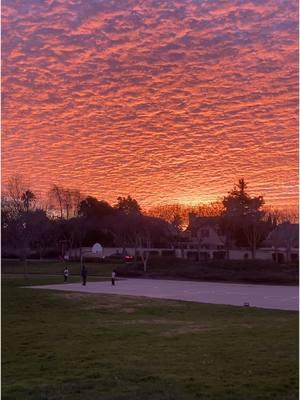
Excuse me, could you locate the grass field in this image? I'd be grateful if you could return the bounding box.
[3,258,298,286]
[2,274,299,400]
[1,260,119,277]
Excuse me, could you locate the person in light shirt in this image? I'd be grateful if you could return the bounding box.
[63,266,69,282]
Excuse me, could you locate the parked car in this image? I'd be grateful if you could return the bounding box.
[105,253,134,263]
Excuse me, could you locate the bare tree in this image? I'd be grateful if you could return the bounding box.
[48,185,64,219]
[63,189,72,220]
[135,218,152,272]
[5,174,32,215]
[147,204,187,228]
[243,220,268,260]
[136,234,151,272]
[134,216,171,272]
[263,206,299,225]
[71,189,82,217]
[147,201,224,229]
[193,201,224,218]
[48,185,82,219]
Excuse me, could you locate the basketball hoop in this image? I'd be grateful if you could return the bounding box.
[92,243,103,255]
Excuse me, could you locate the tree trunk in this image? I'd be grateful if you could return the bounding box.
[274,248,278,263]
[251,224,256,260]
[142,251,149,273]
[134,246,137,261]
[80,246,83,267]
[286,243,291,264]
[197,244,201,263]
[23,251,27,279]
[225,237,230,260]
[23,259,27,279]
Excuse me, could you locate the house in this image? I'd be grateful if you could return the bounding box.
[178,214,227,260]
[65,221,299,264]
[265,223,299,263]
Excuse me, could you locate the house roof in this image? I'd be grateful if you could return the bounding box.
[184,214,225,244]
[266,223,299,247]
[187,214,220,229]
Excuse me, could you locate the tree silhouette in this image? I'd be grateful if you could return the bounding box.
[21,190,36,213]
[48,185,82,219]
[114,195,141,215]
[222,178,265,259]
[78,196,114,219]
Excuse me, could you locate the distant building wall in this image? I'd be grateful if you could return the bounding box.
[66,246,298,262]
[229,249,272,260]
[66,247,178,259]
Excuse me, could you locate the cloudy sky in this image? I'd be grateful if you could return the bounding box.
[2,0,298,208]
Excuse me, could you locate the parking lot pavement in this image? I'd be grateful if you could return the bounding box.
[29,278,299,311]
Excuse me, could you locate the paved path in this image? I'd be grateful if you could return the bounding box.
[30,279,299,310]
[29,278,298,311]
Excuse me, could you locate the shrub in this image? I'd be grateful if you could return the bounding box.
[115,263,144,277]
[1,253,19,259]
[28,253,40,259]
[114,257,298,284]
[42,249,61,258]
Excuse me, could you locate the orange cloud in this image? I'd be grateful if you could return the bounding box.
[1,0,298,209]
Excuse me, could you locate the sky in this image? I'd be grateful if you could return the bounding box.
[2,0,299,209]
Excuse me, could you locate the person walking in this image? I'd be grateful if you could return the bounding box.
[111,270,116,286]
[81,264,88,286]
[63,266,69,282]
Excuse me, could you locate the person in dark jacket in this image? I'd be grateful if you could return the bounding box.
[111,270,116,286]
[80,264,87,286]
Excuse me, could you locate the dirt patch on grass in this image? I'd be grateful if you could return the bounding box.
[55,292,146,313]
[54,292,184,313]
[106,318,212,335]
[122,307,137,313]
[58,292,88,301]
[161,325,211,336]
[159,320,212,336]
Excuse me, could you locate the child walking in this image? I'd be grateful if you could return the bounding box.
[63,266,69,282]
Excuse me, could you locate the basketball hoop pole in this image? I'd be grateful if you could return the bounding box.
[78,243,103,267]
[92,243,103,259]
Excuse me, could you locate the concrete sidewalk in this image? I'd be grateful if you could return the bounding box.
[28,278,299,311]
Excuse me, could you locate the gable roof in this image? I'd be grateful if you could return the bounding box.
[187,214,220,229]
[266,223,299,247]
[184,214,225,243]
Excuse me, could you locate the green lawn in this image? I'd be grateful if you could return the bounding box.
[1,260,120,277]
[2,275,299,400]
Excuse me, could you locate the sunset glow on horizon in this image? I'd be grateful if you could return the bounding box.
[2,0,298,209]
